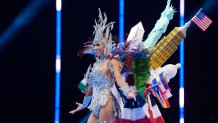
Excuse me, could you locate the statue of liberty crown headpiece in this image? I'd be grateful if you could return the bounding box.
[92,8,116,53]
[78,8,116,56]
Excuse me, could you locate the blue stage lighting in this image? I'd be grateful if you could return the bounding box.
[179,0,185,123]
[54,0,62,123]
[119,0,124,43]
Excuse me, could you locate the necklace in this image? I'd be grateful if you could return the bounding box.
[96,55,108,64]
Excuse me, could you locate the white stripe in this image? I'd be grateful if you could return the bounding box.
[166,89,172,98]
[147,94,162,118]
[143,103,150,118]
[121,105,148,120]
[152,105,162,118]
[111,85,124,108]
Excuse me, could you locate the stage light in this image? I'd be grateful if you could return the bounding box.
[180,0,185,123]
[119,0,124,43]
[54,0,62,123]
[56,0,62,11]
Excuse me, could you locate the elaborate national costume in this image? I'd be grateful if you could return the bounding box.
[74,0,212,122]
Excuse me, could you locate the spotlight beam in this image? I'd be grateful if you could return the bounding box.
[0,0,51,51]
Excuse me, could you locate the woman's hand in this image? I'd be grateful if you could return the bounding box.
[127,90,137,101]
[69,102,84,115]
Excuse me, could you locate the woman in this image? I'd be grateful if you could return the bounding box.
[70,1,179,122]
[69,9,136,123]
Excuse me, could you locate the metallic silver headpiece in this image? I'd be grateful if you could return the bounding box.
[92,8,116,53]
[79,8,116,56]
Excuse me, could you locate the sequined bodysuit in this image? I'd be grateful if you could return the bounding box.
[87,59,115,116]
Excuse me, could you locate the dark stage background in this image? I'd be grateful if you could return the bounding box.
[1,0,218,123]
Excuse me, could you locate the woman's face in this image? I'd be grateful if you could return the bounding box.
[94,42,105,57]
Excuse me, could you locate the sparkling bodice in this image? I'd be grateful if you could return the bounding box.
[87,59,115,116]
[88,60,114,90]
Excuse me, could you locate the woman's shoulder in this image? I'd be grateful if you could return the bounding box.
[109,57,123,69]
[110,57,121,64]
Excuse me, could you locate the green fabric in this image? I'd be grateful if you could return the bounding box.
[118,50,151,98]
[138,86,146,98]
[132,55,150,91]
[78,82,88,93]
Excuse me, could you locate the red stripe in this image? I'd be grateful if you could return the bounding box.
[154,116,165,123]
[193,16,206,28]
[203,17,212,25]
[194,17,207,30]
[148,103,154,122]
[192,15,212,31]
[192,17,206,31]
[192,17,205,30]
[203,18,212,27]
[205,16,212,23]
[202,17,211,26]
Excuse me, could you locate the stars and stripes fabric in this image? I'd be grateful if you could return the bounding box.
[191,10,212,31]
[147,94,165,123]
[111,77,165,123]
[112,84,165,123]
[111,83,151,123]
